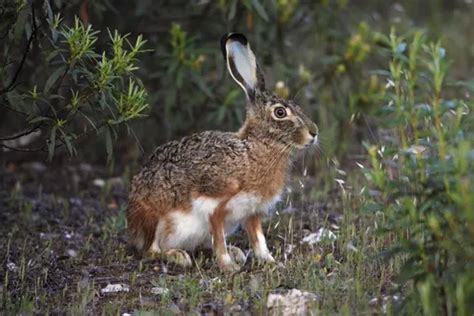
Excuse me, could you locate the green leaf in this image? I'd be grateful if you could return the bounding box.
[223,89,240,107]
[104,125,113,163]
[58,128,74,157]
[44,65,67,94]
[228,0,238,20]
[78,110,97,130]
[6,90,26,113]
[364,202,383,213]
[14,6,29,44]
[252,0,269,22]
[191,73,213,98]
[45,49,60,63]
[29,116,51,124]
[48,126,57,161]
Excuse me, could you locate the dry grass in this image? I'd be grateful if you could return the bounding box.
[0,162,397,314]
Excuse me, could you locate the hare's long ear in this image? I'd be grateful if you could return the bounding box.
[221,33,265,100]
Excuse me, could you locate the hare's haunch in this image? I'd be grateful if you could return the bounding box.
[127,33,318,272]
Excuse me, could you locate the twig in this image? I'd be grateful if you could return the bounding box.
[0,143,43,152]
[1,103,30,116]
[0,124,42,141]
[0,2,39,95]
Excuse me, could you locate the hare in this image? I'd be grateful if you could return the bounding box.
[127,33,318,272]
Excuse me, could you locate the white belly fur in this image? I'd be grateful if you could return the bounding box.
[156,192,281,251]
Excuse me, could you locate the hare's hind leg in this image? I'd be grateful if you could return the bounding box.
[127,199,159,253]
[147,246,193,268]
[128,200,192,268]
[245,214,275,263]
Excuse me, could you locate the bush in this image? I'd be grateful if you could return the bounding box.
[0,2,148,162]
[363,30,474,314]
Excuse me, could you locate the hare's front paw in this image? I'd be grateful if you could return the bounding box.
[217,254,241,273]
[228,245,247,265]
[165,249,193,268]
[254,251,282,268]
[219,261,241,273]
[258,252,276,263]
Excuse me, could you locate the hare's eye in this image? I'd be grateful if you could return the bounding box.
[273,107,287,119]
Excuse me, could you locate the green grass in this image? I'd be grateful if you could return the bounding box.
[0,164,398,314]
[1,1,473,314]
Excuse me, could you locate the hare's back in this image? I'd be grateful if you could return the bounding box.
[131,131,249,197]
[146,130,248,168]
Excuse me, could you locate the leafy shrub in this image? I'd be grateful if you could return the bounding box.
[0,2,148,162]
[2,1,472,166]
[363,30,474,314]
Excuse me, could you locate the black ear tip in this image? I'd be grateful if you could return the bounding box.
[222,33,248,45]
[220,33,248,58]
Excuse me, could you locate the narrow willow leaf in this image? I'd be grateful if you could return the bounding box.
[252,0,269,22]
[44,65,67,94]
[104,125,113,163]
[48,126,57,161]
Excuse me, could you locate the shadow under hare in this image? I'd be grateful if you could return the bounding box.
[127,33,318,272]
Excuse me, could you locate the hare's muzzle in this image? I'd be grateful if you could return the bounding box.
[305,122,319,146]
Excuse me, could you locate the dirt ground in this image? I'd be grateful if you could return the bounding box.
[0,161,392,314]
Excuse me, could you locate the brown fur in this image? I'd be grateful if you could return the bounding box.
[209,197,231,264]
[127,199,159,252]
[244,214,263,251]
[126,33,318,269]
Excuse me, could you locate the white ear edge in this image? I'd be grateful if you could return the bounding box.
[226,39,258,97]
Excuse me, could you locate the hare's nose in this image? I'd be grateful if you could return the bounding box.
[308,123,319,138]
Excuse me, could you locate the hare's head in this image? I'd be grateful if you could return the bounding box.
[221,33,318,148]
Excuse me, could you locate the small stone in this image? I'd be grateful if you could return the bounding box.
[100,283,130,294]
[23,162,47,172]
[267,289,318,315]
[93,178,106,188]
[229,305,242,313]
[346,241,358,252]
[301,228,337,245]
[66,249,78,258]
[107,177,124,189]
[6,262,18,272]
[79,163,93,173]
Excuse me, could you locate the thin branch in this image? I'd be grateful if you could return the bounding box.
[0,2,39,95]
[1,103,29,116]
[0,143,44,152]
[0,124,42,141]
[0,120,109,155]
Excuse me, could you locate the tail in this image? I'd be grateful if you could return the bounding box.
[127,199,159,254]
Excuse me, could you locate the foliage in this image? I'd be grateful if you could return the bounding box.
[1,0,474,314]
[0,1,148,162]
[363,30,474,314]
[2,1,472,164]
